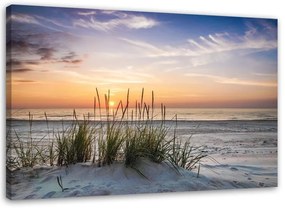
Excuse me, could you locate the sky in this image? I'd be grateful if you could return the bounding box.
[6,5,278,109]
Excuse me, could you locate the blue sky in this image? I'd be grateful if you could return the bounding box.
[7,5,277,108]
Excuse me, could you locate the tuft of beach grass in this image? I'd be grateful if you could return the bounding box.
[7,88,207,177]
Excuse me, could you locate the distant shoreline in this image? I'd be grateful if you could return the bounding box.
[7,107,277,122]
[6,118,278,122]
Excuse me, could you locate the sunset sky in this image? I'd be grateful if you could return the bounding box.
[6,5,277,109]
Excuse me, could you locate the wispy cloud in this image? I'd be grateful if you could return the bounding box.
[37,47,56,60]
[34,15,73,29]
[8,13,66,32]
[59,52,83,64]
[120,25,277,59]
[97,78,146,85]
[159,94,206,99]
[120,38,166,56]
[88,68,153,85]
[77,11,96,16]
[7,40,39,54]
[8,13,39,24]
[6,59,40,73]
[7,26,83,71]
[13,79,37,83]
[50,67,153,86]
[252,72,277,77]
[8,68,34,73]
[184,73,277,87]
[73,12,159,31]
[101,10,117,15]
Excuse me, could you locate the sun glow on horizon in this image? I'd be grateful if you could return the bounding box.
[109,101,115,107]
[6,6,277,109]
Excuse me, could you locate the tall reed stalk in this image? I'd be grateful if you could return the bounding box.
[8,88,207,174]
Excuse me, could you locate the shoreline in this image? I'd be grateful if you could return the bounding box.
[6,118,278,122]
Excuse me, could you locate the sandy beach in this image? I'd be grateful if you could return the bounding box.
[7,120,277,199]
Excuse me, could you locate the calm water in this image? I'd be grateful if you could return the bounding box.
[6,108,277,144]
[7,108,277,121]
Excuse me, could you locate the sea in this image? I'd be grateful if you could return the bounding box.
[7,108,277,121]
[6,108,277,143]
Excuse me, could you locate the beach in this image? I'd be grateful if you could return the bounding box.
[6,118,277,199]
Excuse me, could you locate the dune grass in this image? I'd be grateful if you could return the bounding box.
[9,113,46,168]
[7,88,207,175]
[98,122,125,166]
[55,112,93,166]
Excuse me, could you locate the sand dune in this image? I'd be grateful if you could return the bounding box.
[7,155,277,200]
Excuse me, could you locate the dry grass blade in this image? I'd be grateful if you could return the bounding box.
[8,88,208,177]
[151,90,154,120]
[96,88,102,120]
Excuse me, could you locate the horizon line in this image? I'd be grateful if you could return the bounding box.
[7,106,278,110]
